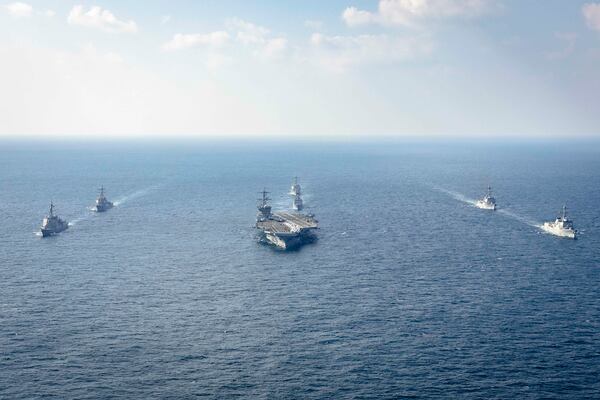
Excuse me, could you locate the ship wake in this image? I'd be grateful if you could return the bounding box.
[68,216,86,226]
[434,186,542,229]
[497,208,542,229]
[433,186,478,206]
[113,186,156,206]
[69,211,93,226]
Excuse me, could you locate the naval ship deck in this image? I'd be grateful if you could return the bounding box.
[256,220,293,234]
[273,212,318,229]
[256,212,318,234]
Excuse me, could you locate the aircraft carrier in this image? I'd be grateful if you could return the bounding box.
[255,180,318,250]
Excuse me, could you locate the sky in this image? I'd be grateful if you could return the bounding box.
[1,0,599,139]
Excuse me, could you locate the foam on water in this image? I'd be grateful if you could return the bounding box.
[113,186,156,206]
[272,190,314,211]
[497,208,542,229]
[433,186,478,206]
[435,186,542,229]
[68,212,91,226]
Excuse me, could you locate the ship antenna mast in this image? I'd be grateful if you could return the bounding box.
[49,201,54,217]
[258,188,270,206]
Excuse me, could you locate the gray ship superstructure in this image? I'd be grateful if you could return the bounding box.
[289,177,303,211]
[255,188,318,250]
[94,186,114,212]
[289,176,301,196]
[40,202,69,237]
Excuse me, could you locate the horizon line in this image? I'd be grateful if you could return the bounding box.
[1,133,599,143]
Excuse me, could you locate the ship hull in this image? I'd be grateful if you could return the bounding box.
[262,231,315,250]
[41,225,68,237]
[542,223,576,239]
[95,204,113,212]
[475,201,496,210]
[265,233,297,250]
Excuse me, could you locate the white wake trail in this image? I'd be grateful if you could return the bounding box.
[72,185,157,225]
[69,208,95,226]
[68,215,87,226]
[433,186,478,206]
[497,208,542,229]
[434,186,542,229]
[113,186,156,206]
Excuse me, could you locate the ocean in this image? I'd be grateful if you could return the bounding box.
[1,140,599,399]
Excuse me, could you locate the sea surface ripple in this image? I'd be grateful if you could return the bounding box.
[1,141,599,399]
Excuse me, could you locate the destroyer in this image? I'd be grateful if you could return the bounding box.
[255,189,318,250]
[94,186,114,212]
[289,177,303,211]
[475,186,496,210]
[542,205,576,239]
[40,202,69,237]
[289,176,301,196]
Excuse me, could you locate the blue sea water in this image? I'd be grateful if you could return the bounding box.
[0,140,599,399]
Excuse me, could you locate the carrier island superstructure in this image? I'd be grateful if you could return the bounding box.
[255,181,318,250]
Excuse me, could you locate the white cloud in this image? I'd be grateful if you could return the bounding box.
[45,10,56,18]
[162,31,230,51]
[227,18,270,45]
[583,3,600,31]
[224,18,287,59]
[342,0,497,27]
[161,19,286,63]
[0,43,274,137]
[342,7,376,27]
[309,32,432,72]
[67,5,138,33]
[4,2,32,18]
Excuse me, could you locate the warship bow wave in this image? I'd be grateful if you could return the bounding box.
[255,187,318,250]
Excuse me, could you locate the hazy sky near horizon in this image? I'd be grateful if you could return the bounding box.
[1,0,600,139]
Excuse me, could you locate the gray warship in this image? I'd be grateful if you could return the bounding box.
[475,185,496,210]
[94,186,114,212]
[255,186,318,250]
[40,202,69,237]
[289,176,303,211]
[542,205,577,239]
